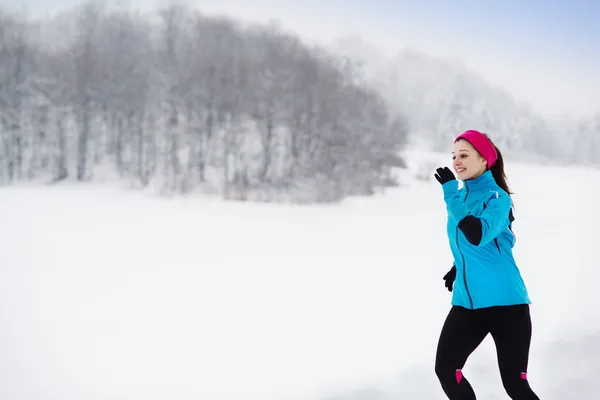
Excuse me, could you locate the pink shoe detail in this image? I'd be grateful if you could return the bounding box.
[521,372,527,380]
[456,369,463,384]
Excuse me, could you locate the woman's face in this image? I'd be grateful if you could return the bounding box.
[452,139,487,180]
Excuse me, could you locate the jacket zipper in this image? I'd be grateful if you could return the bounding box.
[459,181,474,309]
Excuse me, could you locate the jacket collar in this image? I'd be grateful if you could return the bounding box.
[463,169,495,192]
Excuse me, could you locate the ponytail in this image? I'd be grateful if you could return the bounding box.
[484,136,514,210]
[489,144,512,195]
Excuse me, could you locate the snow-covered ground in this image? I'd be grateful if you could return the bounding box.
[2,149,599,399]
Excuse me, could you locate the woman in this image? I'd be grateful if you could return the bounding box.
[433,129,540,399]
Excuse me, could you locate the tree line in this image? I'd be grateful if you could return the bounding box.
[0,2,408,203]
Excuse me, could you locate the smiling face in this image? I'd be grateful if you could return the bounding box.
[452,139,487,180]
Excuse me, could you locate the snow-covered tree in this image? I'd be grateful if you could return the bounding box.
[0,2,408,203]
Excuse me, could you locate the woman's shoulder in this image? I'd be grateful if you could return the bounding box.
[480,185,512,212]
[485,180,510,198]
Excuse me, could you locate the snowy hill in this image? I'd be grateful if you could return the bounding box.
[329,36,600,167]
[2,149,599,399]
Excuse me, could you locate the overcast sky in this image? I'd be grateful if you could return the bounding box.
[3,0,600,118]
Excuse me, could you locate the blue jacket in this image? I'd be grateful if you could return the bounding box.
[442,170,531,309]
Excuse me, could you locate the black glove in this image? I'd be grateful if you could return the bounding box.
[443,265,456,292]
[434,167,456,185]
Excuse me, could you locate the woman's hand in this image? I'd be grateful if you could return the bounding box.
[443,265,456,292]
[434,167,456,185]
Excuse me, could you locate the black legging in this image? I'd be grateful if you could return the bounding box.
[435,304,540,399]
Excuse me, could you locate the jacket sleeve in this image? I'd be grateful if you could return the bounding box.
[442,181,511,246]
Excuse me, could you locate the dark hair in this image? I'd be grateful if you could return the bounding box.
[489,143,512,196]
[483,136,514,210]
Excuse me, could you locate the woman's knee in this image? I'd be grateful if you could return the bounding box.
[435,360,462,385]
[501,374,537,399]
[434,359,448,383]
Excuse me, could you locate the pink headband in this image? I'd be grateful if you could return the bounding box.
[454,130,498,168]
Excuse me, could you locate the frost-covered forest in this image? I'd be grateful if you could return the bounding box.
[0,2,408,202]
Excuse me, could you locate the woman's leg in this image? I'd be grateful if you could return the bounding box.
[435,306,489,399]
[486,304,540,400]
